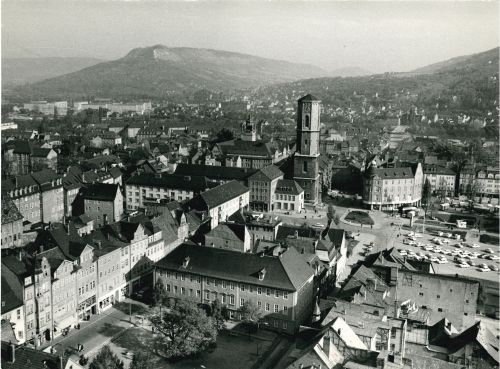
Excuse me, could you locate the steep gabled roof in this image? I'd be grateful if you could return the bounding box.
[248,165,283,182]
[81,183,119,202]
[186,181,248,210]
[175,163,257,182]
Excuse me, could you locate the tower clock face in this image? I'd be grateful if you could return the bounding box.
[303,104,311,113]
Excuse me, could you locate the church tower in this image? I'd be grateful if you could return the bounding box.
[241,115,258,142]
[293,94,321,205]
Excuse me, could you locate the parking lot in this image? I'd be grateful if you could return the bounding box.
[392,229,500,282]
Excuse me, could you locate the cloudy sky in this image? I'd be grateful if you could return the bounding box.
[2,0,498,73]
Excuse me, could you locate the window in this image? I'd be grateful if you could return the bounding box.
[437,295,440,299]
[283,292,288,300]
[230,282,235,290]
[266,288,271,296]
[174,286,178,294]
[240,298,245,306]
[274,304,279,313]
[240,284,245,292]
[438,308,443,312]
[166,284,171,292]
[304,115,310,128]
[181,287,185,295]
[465,300,469,304]
[222,280,227,289]
[418,292,424,296]
[258,301,262,309]
[230,295,235,306]
[222,294,226,303]
[303,161,308,173]
[257,287,262,295]
[197,290,201,297]
[275,290,280,298]
[265,303,270,311]
[391,327,397,339]
[283,306,288,314]
[464,312,468,316]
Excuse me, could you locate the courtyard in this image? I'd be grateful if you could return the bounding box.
[107,326,279,369]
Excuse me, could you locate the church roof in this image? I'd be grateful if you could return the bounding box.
[298,94,320,102]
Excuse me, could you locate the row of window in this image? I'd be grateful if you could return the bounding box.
[161,271,289,299]
[78,281,96,295]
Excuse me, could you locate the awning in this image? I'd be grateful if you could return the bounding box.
[54,315,76,330]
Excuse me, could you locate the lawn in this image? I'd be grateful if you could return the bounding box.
[110,326,277,369]
[345,211,374,225]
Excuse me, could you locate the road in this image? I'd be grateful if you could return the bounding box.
[47,304,134,362]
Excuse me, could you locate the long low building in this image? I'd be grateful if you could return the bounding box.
[154,242,315,334]
[125,173,217,210]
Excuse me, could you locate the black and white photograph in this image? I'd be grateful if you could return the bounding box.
[0,1,499,368]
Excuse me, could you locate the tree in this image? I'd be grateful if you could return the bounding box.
[129,351,153,369]
[150,300,217,360]
[153,280,168,314]
[208,299,229,331]
[422,178,432,214]
[238,300,263,329]
[327,205,336,222]
[89,345,124,369]
[215,128,234,143]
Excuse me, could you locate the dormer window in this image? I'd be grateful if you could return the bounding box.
[182,256,190,268]
[258,268,266,281]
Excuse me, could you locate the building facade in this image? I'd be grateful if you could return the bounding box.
[363,163,423,210]
[154,243,315,334]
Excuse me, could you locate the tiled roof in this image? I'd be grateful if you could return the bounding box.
[249,165,283,182]
[368,166,415,180]
[220,140,274,158]
[1,276,23,314]
[423,164,456,176]
[155,243,313,291]
[187,181,248,210]
[81,183,119,202]
[30,147,53,158]
[126,173,214,192]
[30,169,62,187]
[206,223,247,243]
[175,164,257,182]
[1,341,73,369]
[276,224,321,241]
[1,194,23,225]
[275,179,303,195]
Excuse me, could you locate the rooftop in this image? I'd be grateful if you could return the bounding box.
[155,243,314,292]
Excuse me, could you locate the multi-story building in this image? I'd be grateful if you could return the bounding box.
[92,241,122,314]
[1,194,24,248]
[50,257,78,338]
[31,170,64,223]
[248,165,284,212]
[23,101,67,116]
[293,94,322,205]
[423,164,456,197]
[125,173,215,210]
[185,181,250,229]
[2,255,36,345]
[274,180,304,213]
[227,210,282,248]
[2,174,42,225]
[475,166,500,201]
[154,243,315,334]
[363,163,423,210]
[74,244,97,321]
[81,183,123,227]
[215,140,288,169]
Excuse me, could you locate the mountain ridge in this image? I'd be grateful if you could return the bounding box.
[9,45,330,100]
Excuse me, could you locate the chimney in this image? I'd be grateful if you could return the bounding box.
[59,355,64,369]
[9,342,15,363]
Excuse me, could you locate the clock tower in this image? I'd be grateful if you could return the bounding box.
[293,94,321,205]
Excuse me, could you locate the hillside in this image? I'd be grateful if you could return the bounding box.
[257,47,499,116]
[2,57,103,87]
[408,47,499,75]
[10,45,328,100]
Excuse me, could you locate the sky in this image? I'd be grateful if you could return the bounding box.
[1,0,499,73]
